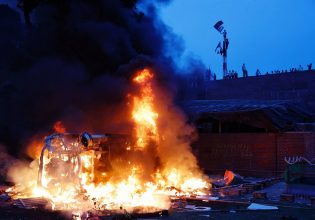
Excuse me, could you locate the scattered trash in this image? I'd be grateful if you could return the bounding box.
[225,188,242,196]
[193,206,211,211]
[212,170,245,187]
[224,170,244,185]
[247,203,278,210]
[253,191,267,199]
[212,179,226,187]
[0,193,10,201]
[14,198,50,209]
[184,205,196,209]
[196,195,219,200]
[184,205,211,212]
[280,194,295,203]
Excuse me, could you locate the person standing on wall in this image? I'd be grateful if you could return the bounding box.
[242,64,248,77]
[256,69,261,76]
[307,63,312,71]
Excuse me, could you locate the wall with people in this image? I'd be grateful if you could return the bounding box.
[204,70,315,111]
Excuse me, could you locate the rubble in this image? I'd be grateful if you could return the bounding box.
[1,166,315,219]
[14,198,50,209]
[184,205,211,212]
[0,193,10,202]
[281,194,295,203]
[253,191,267,200]
[212,170,245,187]
[224,170,244,186]
[247,203,278,210]
[1,176,315,219]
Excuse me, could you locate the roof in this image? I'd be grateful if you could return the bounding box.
[181,100,313,131]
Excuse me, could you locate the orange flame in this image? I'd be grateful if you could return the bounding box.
[6,68,210,213]
[132,69,159,149]
[53,121,66,133]
[26,138,44,159]
[133,68,153,83]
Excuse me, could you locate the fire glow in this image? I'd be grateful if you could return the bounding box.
[132,69,159,150]
[6,69,210,213]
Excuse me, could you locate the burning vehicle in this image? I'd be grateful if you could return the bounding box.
[37,132,132,188]
[5,69,210,214]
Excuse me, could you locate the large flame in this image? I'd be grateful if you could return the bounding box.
[132,69,159,150]
[7,68,210,213]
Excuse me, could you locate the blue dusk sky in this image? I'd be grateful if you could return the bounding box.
[2,0,314,79]
[159,0,315,78]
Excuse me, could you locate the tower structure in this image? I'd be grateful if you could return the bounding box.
[214,21,229,78]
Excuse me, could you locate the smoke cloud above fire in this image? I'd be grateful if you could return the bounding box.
[0,0,190,156]
[1,2,211,211]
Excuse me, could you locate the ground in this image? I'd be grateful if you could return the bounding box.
[1,205,315,220]
[2,180,315,220]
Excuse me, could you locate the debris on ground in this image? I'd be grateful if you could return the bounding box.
[247,203,278,210]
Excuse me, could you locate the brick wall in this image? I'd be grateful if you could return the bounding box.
[194,132,315,177]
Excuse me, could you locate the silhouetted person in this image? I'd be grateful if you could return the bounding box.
[227,70,231,79]
[298,65,303,71]
[256,69,261,76]
[205,68,212,81]
[230,70,234,78]
[213,73,216,80]
[308,63,312,71]
[242,64,248,77]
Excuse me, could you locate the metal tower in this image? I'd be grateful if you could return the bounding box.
[214,21,229,78]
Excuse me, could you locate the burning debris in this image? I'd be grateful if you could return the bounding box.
[5,69,210,214]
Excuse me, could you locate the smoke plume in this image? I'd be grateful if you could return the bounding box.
[0,0,183,156]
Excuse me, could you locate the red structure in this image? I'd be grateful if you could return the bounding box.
[194,132,315,177]
[182,99,315,177]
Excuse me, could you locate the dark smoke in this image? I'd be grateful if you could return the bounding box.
[0,0,184,156]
